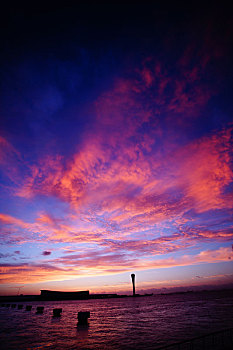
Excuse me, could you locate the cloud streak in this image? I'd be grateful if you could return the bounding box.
[0,247,232,284]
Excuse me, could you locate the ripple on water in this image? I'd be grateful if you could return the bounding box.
[0,292,233,349]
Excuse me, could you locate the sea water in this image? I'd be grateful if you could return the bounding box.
[0,290,233,349]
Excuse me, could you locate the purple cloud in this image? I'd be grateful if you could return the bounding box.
[42,251,52,256]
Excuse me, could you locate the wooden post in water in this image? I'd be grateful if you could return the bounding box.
[36,306,44,314]
[53,308,62,317]
[77,311,90,325]
[131,273,135,296]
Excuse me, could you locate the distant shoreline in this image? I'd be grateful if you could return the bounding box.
[1,288,232,302]
[0,293,152,302]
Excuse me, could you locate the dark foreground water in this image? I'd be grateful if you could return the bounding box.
[0,290,233,349]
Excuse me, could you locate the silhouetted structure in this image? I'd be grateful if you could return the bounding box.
[36,306,44,314]
[53,308,62,317]
[40,290,89,300]
[77,311,90,325]
[131,273,136,296]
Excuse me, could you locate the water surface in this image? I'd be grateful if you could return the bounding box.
[0,290,233,349]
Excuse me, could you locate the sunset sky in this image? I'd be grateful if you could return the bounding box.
[0,3,233,295]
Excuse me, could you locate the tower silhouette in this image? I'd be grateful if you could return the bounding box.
[131,273,135,296]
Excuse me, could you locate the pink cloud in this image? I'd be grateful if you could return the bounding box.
[172,127,233,212]
[1,124,232,255]
[3,126,232,247]
[0,213,29,228]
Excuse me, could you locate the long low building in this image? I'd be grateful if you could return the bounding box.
[40,290,89,300]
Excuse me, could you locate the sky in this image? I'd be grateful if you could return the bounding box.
[0,3,233,296]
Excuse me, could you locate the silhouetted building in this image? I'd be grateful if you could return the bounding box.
[40,290,89,300]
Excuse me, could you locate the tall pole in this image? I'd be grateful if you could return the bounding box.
[131,273,135,296]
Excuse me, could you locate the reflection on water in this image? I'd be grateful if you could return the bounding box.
[51,316,62,323]
[76,324,89,348]
[0,290,233,349]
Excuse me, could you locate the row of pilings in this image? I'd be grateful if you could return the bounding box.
[1,303,90,324]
